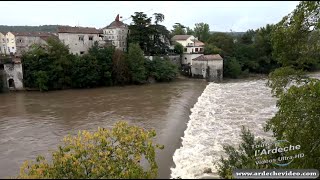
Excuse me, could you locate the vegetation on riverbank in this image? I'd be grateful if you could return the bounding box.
[22,39,178,92]
[17,121,164,179]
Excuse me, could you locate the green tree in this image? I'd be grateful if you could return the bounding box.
[223,57,242,78]
[173,42,184,55]
[204,43,222,55]
[34,70,49,92]
[171,23,186,36]
[271,1,320,70]
[207,32,235,57]
[127,43,147,84]
[87,42,114,86]
[112,50,130,85]
[194,23,210,42]
[17,121,164,179]
[146,57,178,82]
[186,27,195,35]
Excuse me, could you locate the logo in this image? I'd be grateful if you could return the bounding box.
[253,140,303,167]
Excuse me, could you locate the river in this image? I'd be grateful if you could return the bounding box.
[0,79,207,178]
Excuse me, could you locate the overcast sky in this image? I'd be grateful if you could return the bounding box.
[1,1,299,32]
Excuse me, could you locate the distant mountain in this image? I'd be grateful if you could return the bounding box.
[0,25,59,33]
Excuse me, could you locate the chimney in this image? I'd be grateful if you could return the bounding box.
[115,14,120,21]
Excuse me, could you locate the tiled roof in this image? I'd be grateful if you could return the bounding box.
[11,32,56,37]
[194,40,205,47]
[193,54,223,61]
[171,35,192,41]
[57,26,101,34]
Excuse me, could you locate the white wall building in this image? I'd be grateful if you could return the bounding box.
[102,14,129,51]
[171,35,205,65]
[57,26,102,55]
[0,32,17,55]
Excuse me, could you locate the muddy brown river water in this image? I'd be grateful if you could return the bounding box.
[0,79,207,178]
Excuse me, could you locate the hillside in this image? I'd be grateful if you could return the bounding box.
[0,25,59,33]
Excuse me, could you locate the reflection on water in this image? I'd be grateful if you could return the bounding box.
[0,79,207,178]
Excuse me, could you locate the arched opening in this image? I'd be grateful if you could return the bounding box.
[8,78,14,88]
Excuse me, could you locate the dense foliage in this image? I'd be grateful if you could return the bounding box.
[22,38,178,91]
[146,57,178,82]
[17,121,164,179]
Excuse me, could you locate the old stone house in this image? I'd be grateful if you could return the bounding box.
[102,14,129,52]
[0,56,23,91]
[57,26,103,55]
[191,54,223,82]
[13,32,57,57]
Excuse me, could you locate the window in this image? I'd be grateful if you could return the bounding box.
[108,36,111,40]
[89,36,93,40]
[123,42,125,46]
[195,48,198,52]
[200,48,203,52]
[19,39,22,43]
[112,36,114,39]
[184,48,187,52]
[78,36,84,41]
[12,47,14,49]
[0,64,4,70]
[80,51,85,55]
[7,38,9,42]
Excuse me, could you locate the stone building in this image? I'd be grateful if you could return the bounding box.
[102,14,129,51]
[191,54,223,82]
[13,32,57,57]
[0,56,24,90]
[57,26,103,55]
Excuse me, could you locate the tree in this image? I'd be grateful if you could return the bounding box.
[194,23,210,42]
[173,42,184,55]
[186,27,195,35]
[146,57,178,82]
[153,13,165,25]
[112,50,130,85]
[127,43,147,84]
[207,32,235,57]
[223,57,242,78]
[204,43,222,55]
[128,12,153,54]
[17,121,164,179]
[271,1,320,70]
[171,23,186,36]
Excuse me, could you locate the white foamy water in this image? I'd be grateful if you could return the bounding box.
[170,79,278,179]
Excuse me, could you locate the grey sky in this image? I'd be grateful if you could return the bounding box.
[1,1,299,32]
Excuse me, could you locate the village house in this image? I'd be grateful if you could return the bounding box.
[57,26,103,55]
[0,32,17,55]
[102,14,129,52]
[171,35,204,65]
[191,54,223,82]
[0,56,23,91]
[14,32,57,57]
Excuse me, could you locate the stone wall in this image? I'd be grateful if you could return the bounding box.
[3,63,24,90]
[191,60,223,82]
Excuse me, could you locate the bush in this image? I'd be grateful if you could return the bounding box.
[223,57,242,78]
[17,121,164,179]
[146,57,178,82]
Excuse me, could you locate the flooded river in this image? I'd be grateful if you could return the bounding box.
[0,79,207,178]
